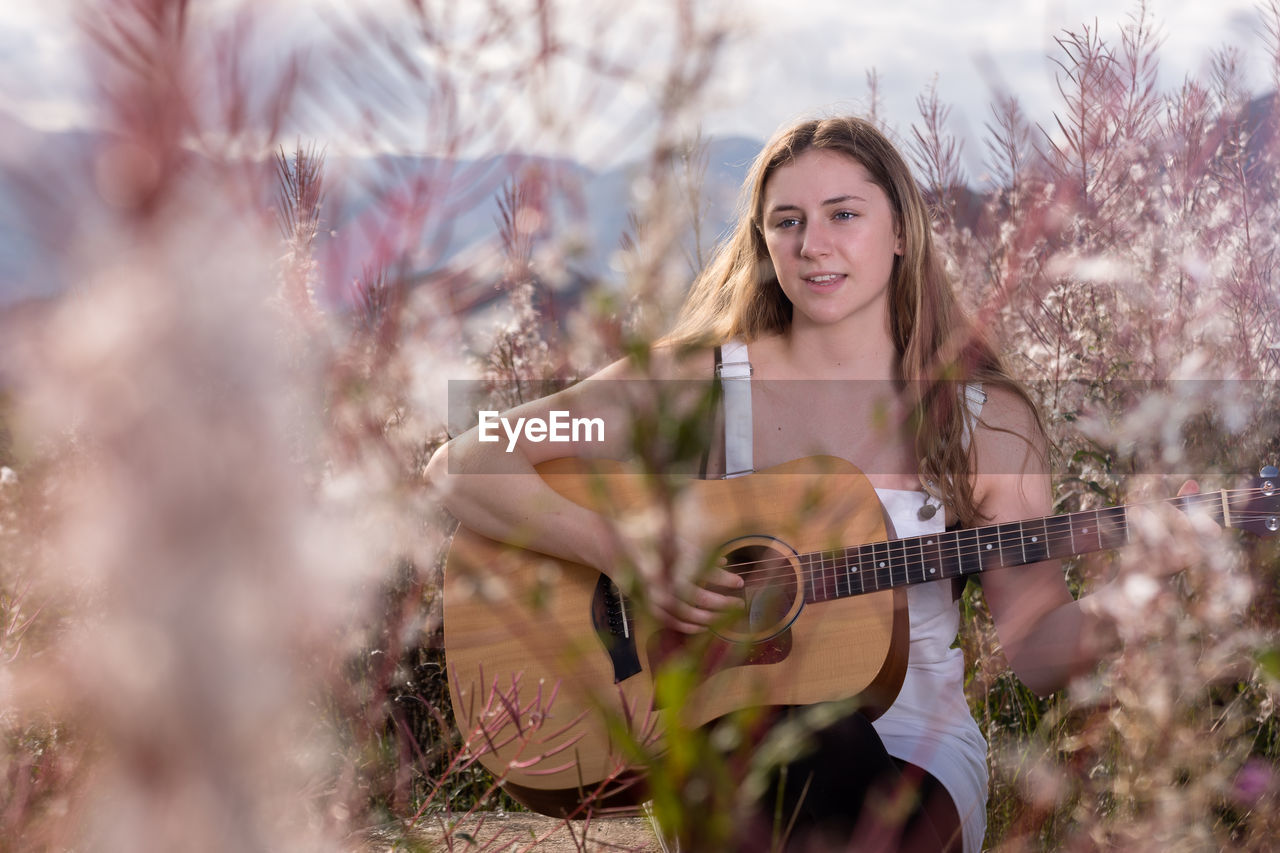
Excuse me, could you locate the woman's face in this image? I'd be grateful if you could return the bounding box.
[759,148,901,333]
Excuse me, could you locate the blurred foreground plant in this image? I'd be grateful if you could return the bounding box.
[2,1,1279,852]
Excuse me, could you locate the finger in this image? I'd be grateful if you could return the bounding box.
[650,589,719,630]
[660,604,711,630]
[703,566,746,590]
[1177,480,1200,497]
[687,585,746,614]
[673,576,744,611]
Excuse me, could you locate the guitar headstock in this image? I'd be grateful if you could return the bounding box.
[1228,465,1280,537]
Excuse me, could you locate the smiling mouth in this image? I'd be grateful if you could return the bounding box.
[805,274,844,285]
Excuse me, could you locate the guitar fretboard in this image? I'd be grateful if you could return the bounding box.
[800,498,1223,602]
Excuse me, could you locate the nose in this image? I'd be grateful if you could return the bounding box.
[800,221,831,258]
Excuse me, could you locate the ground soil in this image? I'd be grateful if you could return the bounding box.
[411,812,664,852]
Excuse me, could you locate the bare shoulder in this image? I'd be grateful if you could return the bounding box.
[970,383,1051,516]
[971,383,1047,469]
[974,383,1040,432]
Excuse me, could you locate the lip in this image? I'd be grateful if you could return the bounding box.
[802,272,846,287]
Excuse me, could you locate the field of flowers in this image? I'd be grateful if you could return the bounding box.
[0,1,1278,850]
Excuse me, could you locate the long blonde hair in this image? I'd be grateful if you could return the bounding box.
[665,116,1041,525]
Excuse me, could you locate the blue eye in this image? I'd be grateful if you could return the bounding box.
[834,210,858,220]
[777,217,801,229]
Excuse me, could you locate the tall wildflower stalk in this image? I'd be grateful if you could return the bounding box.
[275,142,325,324]
[918,4,1280,847]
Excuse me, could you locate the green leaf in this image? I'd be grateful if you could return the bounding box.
[1256,646,1280,683]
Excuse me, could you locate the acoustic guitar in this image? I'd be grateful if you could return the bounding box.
[443,455,1280,816]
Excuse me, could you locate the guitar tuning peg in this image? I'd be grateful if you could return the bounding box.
[1261,465,1279,479]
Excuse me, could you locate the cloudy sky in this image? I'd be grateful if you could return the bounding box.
[720,0,1268,144]
[0,0,1274,170]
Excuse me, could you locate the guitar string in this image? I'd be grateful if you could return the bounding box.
[692,489,1276,586]
[725,511,1278,588]
[716,489,1265,580]
[728,509,1279,585]
[723,512,1277,593]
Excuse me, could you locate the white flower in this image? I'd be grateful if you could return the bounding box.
[1121,573,1160,609]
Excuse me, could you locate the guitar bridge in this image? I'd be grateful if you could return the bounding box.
[591,574,643,683]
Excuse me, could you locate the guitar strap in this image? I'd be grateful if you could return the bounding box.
[698,348,724,480]
[960,383,987,451]
[717,338,755,478]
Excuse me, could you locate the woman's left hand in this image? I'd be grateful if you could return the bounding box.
[1124,479,1218,578]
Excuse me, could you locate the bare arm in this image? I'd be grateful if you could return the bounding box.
[969,388,1104,696]
[425,387,622,572]
[971,389,1200,695]
[424,350,743,632]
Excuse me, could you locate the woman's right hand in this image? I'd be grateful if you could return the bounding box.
[611,503,746,634]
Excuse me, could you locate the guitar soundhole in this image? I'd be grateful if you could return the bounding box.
[716,537,802,643]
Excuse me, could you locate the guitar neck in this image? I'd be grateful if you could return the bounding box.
[801,490,1239,603]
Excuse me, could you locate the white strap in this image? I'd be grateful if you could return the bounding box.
[718,339,754,478]
[960,383,987,451]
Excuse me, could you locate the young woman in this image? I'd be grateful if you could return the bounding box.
[428,116,1171,852]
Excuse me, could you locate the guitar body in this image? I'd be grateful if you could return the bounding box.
[443,455,909,816]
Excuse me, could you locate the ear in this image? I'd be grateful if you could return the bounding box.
[894,232,904,256]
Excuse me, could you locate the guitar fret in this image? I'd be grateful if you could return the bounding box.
[873,541,890,590]
[893,538,908,587]
[823,550,836,600]
[814,551,826,601]
[890,537,907,587]
[916,535,936,581]
[1023,517,1050,564]
[853,545,869,591]
[849,545,870,591]
[997,521,1024,566]
[1069,510,1097,553]
[1098,506,1128,550]
[931,532,952,578]
[1043,515,1074,561]
[975,524,1001,569]
[955,528,981,575]
[922,535,941,581]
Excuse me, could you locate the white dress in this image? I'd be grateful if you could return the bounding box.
[716,340,988,853]
[870,488,988,853]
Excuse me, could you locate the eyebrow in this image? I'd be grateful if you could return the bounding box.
[768,194,867,214]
